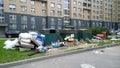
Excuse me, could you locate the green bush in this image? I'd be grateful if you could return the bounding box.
[89,27,110,36]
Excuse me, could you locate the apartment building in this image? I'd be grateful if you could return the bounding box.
[0,0,119,37]
[113,0,120,29]
[0,0,6,37]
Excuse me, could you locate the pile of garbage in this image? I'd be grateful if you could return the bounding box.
[3,32,48,55]
[3,32,68,56]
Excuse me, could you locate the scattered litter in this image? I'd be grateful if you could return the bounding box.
[94,50,104,54]
[80,64,96,68]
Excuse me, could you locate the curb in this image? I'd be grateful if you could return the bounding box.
[0,43,120,68]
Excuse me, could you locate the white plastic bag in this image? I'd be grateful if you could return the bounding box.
[3,39,18,49]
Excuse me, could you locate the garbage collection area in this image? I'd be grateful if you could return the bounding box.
[3,29,106,56]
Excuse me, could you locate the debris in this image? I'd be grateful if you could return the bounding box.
[81,64,96,68]
[3,38,18,49]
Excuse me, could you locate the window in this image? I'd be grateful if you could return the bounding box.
[73,13,77,17]
[78,8,81,12]
[42,10,46,15]
[20,0,26,3]
[31,17,36,29]
[73,0,77,5]
[21,16,27,29]
[78,2,82,5]
[21,6,27,12]
[58,19,62,29]
[9,15,16,20]
[57,4,62,9]
[78,14,81,18]
[42,2,46,7]
[50,3,55,8]
[42,18,46,25]
[9,4,16,11]
[73,7,77,11]
[42,18,46,29]
[30,0,35,5]
[58,19,62,25]
[50,10,55,15]
[50,18,55,29]
[9,24,17,29]
[9,15,17,29]
[31,8,35,13]
[57,11,62,16]
[58,0,61,2]
[78,21,81,26]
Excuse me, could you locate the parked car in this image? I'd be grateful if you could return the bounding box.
[5,30,20,38]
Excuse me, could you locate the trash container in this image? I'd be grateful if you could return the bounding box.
[39,29,60,45]
[59,29,78,41]
[78,29,92,41]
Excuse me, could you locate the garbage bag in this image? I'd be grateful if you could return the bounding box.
[19,33,32,39]
[52,42,61,48]
[3,38,18,49]
[36,46,47,52]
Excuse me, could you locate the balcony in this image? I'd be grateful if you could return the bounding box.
[0,22,8,26]
[83,6,87,10]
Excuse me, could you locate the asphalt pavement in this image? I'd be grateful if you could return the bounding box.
[8,45,120,68]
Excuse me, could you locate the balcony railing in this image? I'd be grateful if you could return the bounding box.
[0,22,8,26]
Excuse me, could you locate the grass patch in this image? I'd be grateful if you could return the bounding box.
[0,40,45,63]
[97,40,120,46]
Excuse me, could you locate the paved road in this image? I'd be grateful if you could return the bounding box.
[9,46,120,68]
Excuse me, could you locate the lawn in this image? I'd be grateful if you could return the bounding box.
[97,40,120,46]
[0,39,120,64]
[0,40,45,63]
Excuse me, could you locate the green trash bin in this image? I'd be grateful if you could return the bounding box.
[40,29,60,45]
[78,29,92,41]
[60,29,78,41]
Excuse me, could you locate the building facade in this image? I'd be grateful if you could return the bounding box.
[0,0,119,37]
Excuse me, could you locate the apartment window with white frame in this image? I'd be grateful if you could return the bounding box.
[50,10,55,15]
[73,7,77,11]
[42,10,46,15]
[73,13,77,17]
[78,8,81,12]
[42,2,46,7]
[73,0,77,5]
[50,3,55,8]
[57,4,62,9]
[31,8,35,13]
[9,4,16,11]
[21,6,27,12]
[30,0,35,5]
[78,14,81,18]
[78,2,82,5]
[20,0,26,3]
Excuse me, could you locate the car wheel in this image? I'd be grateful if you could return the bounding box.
[8,35,11,38]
